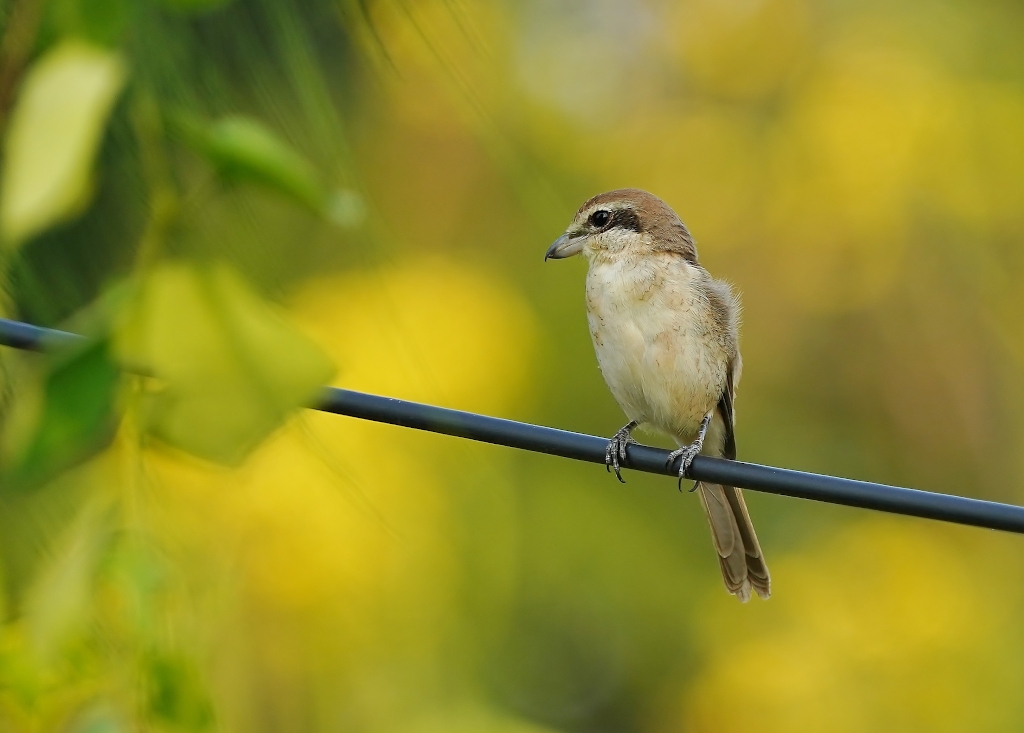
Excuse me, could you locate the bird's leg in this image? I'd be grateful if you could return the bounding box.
[667,411,713,491]
[605,420,639,483]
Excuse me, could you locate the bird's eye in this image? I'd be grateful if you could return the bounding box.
[590,210,611,228]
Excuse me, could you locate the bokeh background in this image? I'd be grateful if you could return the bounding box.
[2,0,1024,730]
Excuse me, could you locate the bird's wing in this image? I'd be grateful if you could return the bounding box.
[716,358,738,460]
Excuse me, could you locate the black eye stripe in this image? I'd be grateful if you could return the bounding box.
[609,208,641,232]
[586,207,642,232]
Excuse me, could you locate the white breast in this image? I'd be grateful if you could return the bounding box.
[585,255,729,443]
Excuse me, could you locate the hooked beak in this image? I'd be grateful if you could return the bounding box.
[544,232,585,261]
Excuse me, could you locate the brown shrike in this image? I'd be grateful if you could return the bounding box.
[545,189,770,601]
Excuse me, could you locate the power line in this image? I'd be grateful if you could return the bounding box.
[3,316,1024,535]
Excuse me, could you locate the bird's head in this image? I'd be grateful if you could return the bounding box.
[544,188,697,265]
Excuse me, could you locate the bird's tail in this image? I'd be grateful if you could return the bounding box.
[697,483,770,601]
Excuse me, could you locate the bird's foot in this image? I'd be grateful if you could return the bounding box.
[666,442,702,492]
[605,421,638,483]
[667,411,713,491]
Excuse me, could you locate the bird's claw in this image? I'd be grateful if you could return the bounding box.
[667,443,702,492]
[605,423,638,483]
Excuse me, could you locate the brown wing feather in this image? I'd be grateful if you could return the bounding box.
[718,365,737,461]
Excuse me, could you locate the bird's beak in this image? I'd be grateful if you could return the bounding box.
[545,232,584,261]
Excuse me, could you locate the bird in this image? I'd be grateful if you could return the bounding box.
[545,188,770,601]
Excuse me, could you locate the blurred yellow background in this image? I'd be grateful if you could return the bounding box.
[2,0,1024,730]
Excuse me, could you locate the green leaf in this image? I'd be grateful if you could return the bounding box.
[114,262,335,464]
[0,42,127,248]
[146,653,215,730]
[179,115,327,213]
[1,339,121,490]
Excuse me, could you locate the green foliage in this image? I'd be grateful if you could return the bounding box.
[1,339,120,490]
[42,0,134,47]
[24,501,113,659]
[0,5,346,727]
[114,262,334,464]
[145,653,215,730]
[159,0,237,15]
[0,42,127,249]
[178,115,328,215]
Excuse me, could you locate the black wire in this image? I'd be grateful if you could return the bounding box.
[4,316,1024,535]
[0,317,81,351]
